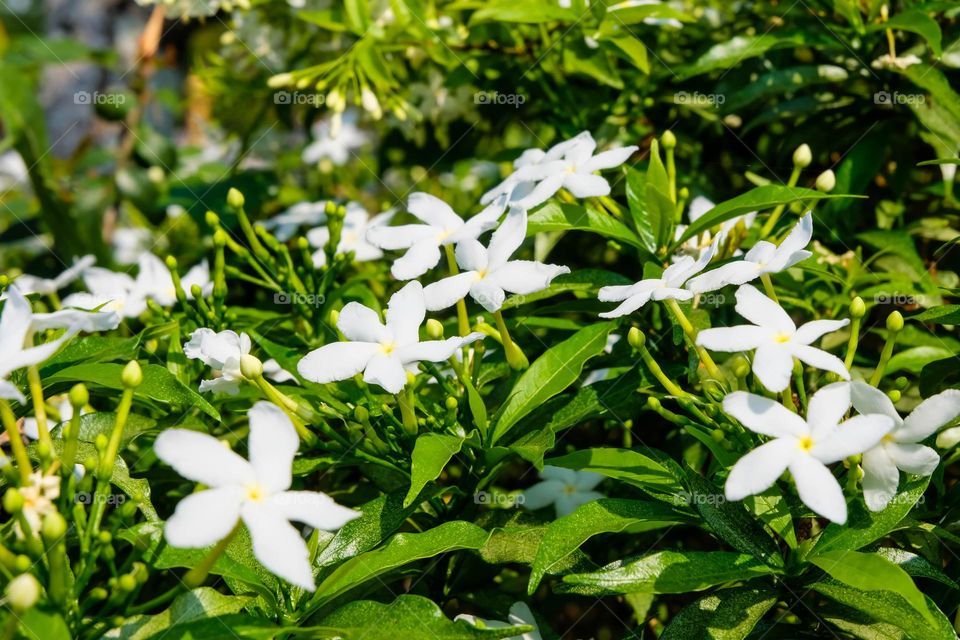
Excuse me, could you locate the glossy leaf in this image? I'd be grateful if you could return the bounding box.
[659,586,778,640]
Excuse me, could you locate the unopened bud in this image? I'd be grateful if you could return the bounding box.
[886,310,904,332]
[3,488,23,514]
[646,396,661,411]
[121,361,143,388]
[226,188,245,210]
[205,211,220,227]
[165,255,177,270]
[793,144,812,168]
[6,573,40,612]
[426,319,444,340]
[628,327,645,350]
[240,354,263,379]
[267,72,293,88]
[887,389,901,403]
[815,169,836,192]
[849,296,866,319]
[445,397,458,411]
[41,512,67,542]
[661,130,677,150]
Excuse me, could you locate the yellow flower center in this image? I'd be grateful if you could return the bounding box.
[798,436,814,451]
[882,434,895,443]
[245,484,267,502]
[774,333,792,343]
[563,485,576,495]
[381,342,396,354]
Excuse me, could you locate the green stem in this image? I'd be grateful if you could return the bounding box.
[663,299,722,380]
[759,166,802,238]
[26,366,51,464]
[397,388,418,437]
[635,341,687,398]
[870,333,899,386]
[493,310,528,370]
[251,377,318,446]
[184,523,241,588]
[844,315,862,370]
[0,399,31,484]
[759,273,779,303]
[444,245,471,337]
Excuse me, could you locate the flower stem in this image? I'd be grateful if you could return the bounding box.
[251,376,318,445]
[629,329,688,397]
[0,399,31,484]
[493,310,528,370]
[870,312,903,386]
[184,522,241,589]
[759,273,779,303]
[26,365,52,465]
[397,388,418,437]
[759,166,802,238]
[663,299,722,381]
[444,245,471,337]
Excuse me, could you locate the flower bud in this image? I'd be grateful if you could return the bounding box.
[41,512,67,542]
[894,376,909,390]
[711,428,725,443]
[445,397,458,411]
[887,389,901,403]
[646,396,661,411]
[353,405,369,423]
[226,188,245,210]
[793,144,812,168]
[69,384,89,409]
[89,587,108,601]
[937,425,960,449]
[3,488,23,514]
[886,310,904,332]
[815,169,836,192]
[661,130,677,150]
[329,309,340,327]
[6,573,40,612]
[425,319,444,340]
[267,72,293,88]
[98,531,112,545]
[213,229,227,247]
[628,327,645,350]
[849,296,866,319]
[118,574,137,592]
[121,361,143,388]
[205,211,220,227]
[240,354,264,379]
[95,434,108,451]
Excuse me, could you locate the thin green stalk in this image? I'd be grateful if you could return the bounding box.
[870,312,903,386]
[759,165,802,238]
[26,365,52,463]
[0,399,31,484]
[397,387,418,437]
[444,245,471,337]
[663,299,722,380]
[493,310,528,370]
[759,273,779,303]
[184,523,241,588]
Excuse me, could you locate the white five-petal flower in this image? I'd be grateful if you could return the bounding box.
[11,255,96,296]
[521,466,605,518]
[687,212,812,294]
[184,328,252,395]
[598,239,717,318]
[366,193,505,280]
[306,204,394,268]
[423,208,569,313]
[258,201,328,242]
[673,196,756,261]
[723,383,894,523]
[302,109,369,166]
[481,132,637,210]
[455,602,542,639]
[155,402,360,590]
[696,284,850,392]
[851,381,960,511]
[297,281,484,393]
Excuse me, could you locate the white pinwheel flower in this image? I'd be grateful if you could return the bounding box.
[0,287,80,403]
[723,383,894,523]
[481,131,637,210]
[696,284,849,392]
[155,401,359,590]
[184,328,251,395]
[258,201,328,242]
[851,381,960,511]
[263,359,296,384]
[302,109,368,166]
[422,208,569,313]
[598,239,717,318]
[455,602,542,639]
[298,281,484,393]
[306,204,394,268]
[111,227,152,265]
[366,192,505,280]
[673,196,756,261]
[521,466,605,518]
[11,255,96,297]
[687,212,812,294]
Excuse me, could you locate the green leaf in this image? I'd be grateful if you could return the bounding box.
[808,475,931,558]
[470,0,576,24]
[312,521,489,606]
[867,9,942,57]
[857,230,927,279]
[103,588,256,640]
[19,610,71,640]
[502,269,631,309]
[607,36,649,74]
[886,346,953,375]
[316,595,531,639]
[46,362,220,421]
[678,32,837,80]
[813,579,956,640]
[314,492,420,570]
[876,548,959,589]
[51,411,157,447]
[675,186,856,245]
[625,166,657,253]
[41,335,140,374]
[492,322,614,443]
[719,65,850,113]
[528,499,694,593]
[912,305,960,324]
[546,448,685,504]
[811,550,934,624]
[527,202,644,250]
[404,432,473,507]
[920,356,960,397]
[561,550,776,595]
[659,586,778,640]
[599,2,693,31]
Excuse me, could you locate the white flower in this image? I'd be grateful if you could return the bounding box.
[481,131,637,210]
[696,284,849,392]
[258,201,328,242]
[111,227,152,265]
[0,151,29,192]
[302,110,368,166]
[11,255,96,296]
[455,602,542,639]
[366,193,505,280]
[423,208,569,312]
[297,281,484,393]
[872,53,922,70]
[0,287,80,403]
[155,402,360,590]
[263,359,296,384]
[521,466,605,517]
[851,382,960,511]
[184,328,251,395]
[687,212,812,294]
[723,383,894,523]
[307,204,394,268]
[16,472,60,538]
[598,239,717,318]
[673,196,756,260]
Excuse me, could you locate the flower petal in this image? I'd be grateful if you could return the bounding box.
[696,325,771,352]
[269,491,360,530]
[887,442,940,475]
[407,192,463,230]
[572,470,604,491]
[805,381,853,439]
[850,381,901,424]
[516,173,565,210]
[298,342,379,384]
[469,280,507,312]
[735,284,795,333]
[486,208,527,270]
[386,281,426,346]
[154,429,255,487]
[391,239,442,280]
[861,446,900,512]
[0,286,33,356]
[580,145,638,172]
[0,380,25,404]
[686,261,761,294]
[241,502,315,591]
[725,438,796,501]
[449,199,504,244]
[789,454,847,523]
[751,343,794,392]
[793,319,850,346]
[164,487,243,548]
[767,212,813,271]
[811,414,893,464]
[899,389,960,442]
[455,239,489,272]
[598,291,654,318]
[721,391,808,438]
[248,402,298,493]
[563,173,610,198]
[399,333,484,363]
[522,480,564,510]
[366,224,434,250]
[363,354,407,393]
[489,260,570,295]
[423,273,477,311]
[790,344,850,382]
[338,302,390,344]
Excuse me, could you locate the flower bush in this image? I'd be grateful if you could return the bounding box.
[0,1,959,638]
